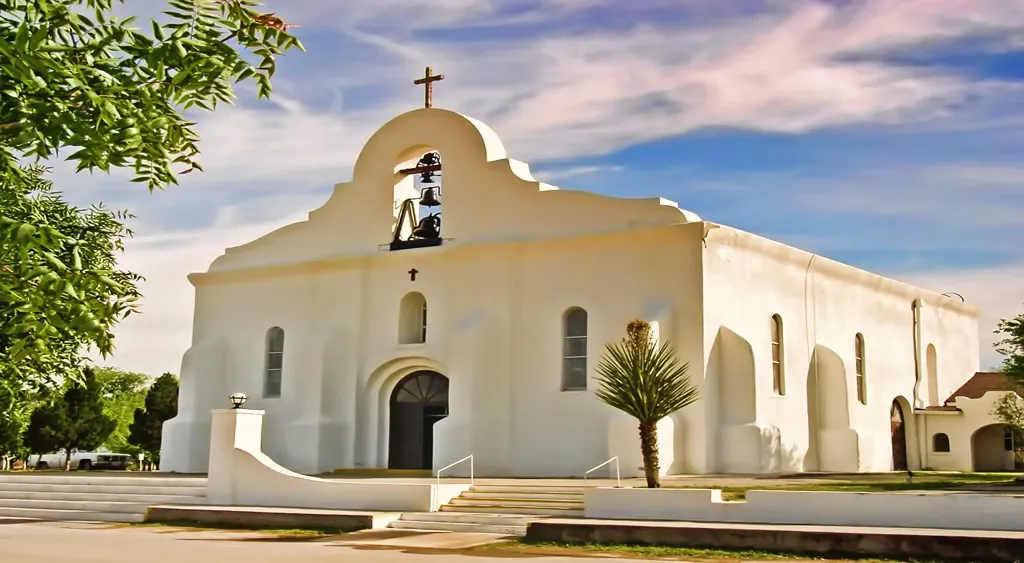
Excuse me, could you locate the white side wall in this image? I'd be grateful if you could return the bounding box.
[701,226,981,474]
[585,487,1024,532]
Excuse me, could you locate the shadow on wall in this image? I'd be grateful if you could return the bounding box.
[709,327,790,474]
[805,344,859,472]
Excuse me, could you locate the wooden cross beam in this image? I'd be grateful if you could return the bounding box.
[398,163,442,176]
[413,66,444,108]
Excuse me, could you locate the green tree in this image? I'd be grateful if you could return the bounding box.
[995,308,1024,386]
[991,392,1024,455]
[22,367,115,470]
[1,166,140,395]
[93,366,148,454]
[1,0,302,389]
[594,320,700,488]
[0,387,29,465]
[128,372,178,465]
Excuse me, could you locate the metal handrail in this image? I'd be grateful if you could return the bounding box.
[584,456,621,488]
[437,454,474,487]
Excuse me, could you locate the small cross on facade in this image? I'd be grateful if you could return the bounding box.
[408,268,419,281]
[413,66,444,108]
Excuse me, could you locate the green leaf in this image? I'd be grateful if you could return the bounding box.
[15,223,37,241]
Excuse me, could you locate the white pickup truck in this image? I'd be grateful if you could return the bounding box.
[29,449,133,471]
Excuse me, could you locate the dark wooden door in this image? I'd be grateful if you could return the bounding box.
[387,371,449,470]
[890,401,908,471]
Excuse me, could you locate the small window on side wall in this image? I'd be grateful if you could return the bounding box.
[562,307,588,391]
[770,314,785,395]
[932,433,950,453]
[855,333,867,405]
[264,326,284,398]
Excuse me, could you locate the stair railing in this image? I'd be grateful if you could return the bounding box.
[436,454,474,487]
[583,456,621,488]
[433,454,474,512]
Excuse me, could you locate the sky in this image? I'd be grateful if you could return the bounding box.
[55,0,1024,377]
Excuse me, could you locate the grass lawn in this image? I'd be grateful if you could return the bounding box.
[481,539,948,563]
[668,472,1020,500]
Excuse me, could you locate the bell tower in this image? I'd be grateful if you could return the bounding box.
[389,66,447,252]
[390,150,444,251]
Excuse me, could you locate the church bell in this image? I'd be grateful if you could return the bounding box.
[419,187,442,208]
[412,214,441,239]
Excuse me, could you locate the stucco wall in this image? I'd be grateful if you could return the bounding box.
[701,226,981,474]
[920,392,1020,472]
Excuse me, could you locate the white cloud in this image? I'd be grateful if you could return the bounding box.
[533,165,624,182]
[77,0,1024,374]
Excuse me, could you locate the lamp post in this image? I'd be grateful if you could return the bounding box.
[229,393,247,409]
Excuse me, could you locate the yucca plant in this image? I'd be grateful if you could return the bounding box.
[595,319,700,488]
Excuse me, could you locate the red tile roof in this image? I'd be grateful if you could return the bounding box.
[944,372,1024,405]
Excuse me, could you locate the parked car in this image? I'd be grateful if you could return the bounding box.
[29,449,133,471]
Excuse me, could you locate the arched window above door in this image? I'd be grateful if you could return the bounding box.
[399,292,427,344]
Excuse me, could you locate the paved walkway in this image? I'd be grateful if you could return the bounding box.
[0,519,634,562]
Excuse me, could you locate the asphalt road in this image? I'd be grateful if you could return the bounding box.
[0,519,639,562]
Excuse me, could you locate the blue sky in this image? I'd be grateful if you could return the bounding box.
[65,0,1024,375]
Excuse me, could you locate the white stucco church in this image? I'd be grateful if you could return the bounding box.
[159,71,1017,478]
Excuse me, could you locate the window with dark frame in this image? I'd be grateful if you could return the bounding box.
[562,308,588,391]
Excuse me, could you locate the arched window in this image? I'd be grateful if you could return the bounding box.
[932,433,950,453]
[855,333,867,405]
[562,308,588,391]
[770,314,785,395]
[264,327,284,398]
[399,292,427,344]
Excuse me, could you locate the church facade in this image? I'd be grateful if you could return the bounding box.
[160,106,987,477]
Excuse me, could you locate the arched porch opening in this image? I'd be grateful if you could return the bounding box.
[971,424,1017,472]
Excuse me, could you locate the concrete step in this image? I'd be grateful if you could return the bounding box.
[0,506,145,522]
[449,498,583,509]
[397,512,539,527]
[0,491,206,504]
[440,504,583,517]
[0,483,207,496]
[388,519,525,535]
[460,491,582,501]
[0,476,205,488]
[0,498,150,514]
[468,485,586,494]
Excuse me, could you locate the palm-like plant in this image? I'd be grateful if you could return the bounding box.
[595,319,700,488]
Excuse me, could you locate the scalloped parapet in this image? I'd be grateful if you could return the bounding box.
[207,108,700,273]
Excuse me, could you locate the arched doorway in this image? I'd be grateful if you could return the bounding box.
[388,370,449,470]
[890,400,908,471]
[971,424,1016,472]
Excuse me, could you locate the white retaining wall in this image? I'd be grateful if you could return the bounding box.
[584,488,1024,532]
[208,409,468,512]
